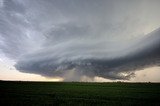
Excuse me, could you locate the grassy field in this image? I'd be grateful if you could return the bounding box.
[0,81,160,106]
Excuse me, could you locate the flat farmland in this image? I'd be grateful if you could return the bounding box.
[0,81,160,106]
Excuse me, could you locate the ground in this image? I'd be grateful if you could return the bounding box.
[0,81,160,106]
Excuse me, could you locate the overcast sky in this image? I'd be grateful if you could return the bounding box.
[0,0,160,82]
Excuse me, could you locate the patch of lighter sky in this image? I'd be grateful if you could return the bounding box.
[0,61,63,81]
[130,66,160,82]
[143,23,160,35]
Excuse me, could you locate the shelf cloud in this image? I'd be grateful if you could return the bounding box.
[0,0,160,81]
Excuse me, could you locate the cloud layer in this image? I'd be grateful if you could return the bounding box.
[0,0,160,81]
[15,29,160,80]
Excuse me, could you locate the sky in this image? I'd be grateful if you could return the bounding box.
[0,0,160,82]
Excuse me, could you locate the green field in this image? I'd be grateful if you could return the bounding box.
[0,81,160,106]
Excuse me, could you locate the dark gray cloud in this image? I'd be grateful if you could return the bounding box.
[15,28,160,80]
[0,0,160,81]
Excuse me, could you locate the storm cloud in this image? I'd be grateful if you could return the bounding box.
[0,0,160,81]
